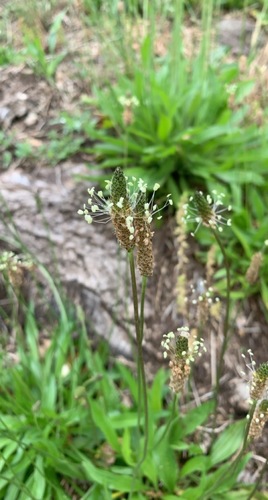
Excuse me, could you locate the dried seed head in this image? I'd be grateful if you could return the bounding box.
[135,222,154,276]
[246,252,263,284]
[169,359,191,393]
[0,251,34,288]
[175,193,189,316]
[249,400,268,440]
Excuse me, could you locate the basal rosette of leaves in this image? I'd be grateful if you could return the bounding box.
[89,40,268,207]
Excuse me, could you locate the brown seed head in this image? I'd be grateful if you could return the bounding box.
[246,252,263,285]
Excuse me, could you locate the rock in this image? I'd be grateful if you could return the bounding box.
[217,16,263,55]
[0,163,141,358]
[24,112,39,127]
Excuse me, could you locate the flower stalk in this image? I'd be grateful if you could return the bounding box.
[78,167,172,468]
[183,190,233,428]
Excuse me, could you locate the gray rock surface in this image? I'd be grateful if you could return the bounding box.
[0,163,137,357]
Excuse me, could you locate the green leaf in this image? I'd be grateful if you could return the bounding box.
[216,170,265,186]
[0,441,17,472]
[41,374,57,411]
[153,434,178,492]
[179,401,214,438]
[140,34,153,67]
[116,364,138,403]
[210,420,245,466]
[177,490,203,500]
[82,457,145,492]
[157,115,173,141]
[0,453,32,489]
[25,310,39,360]
[231,224,252,259]
[32,455,46,498]
[149,369,167,412]
[141,453,158,486]
[110,412,138,430]
[90,400,120,452]
[200,453,250,497]
[180,455,210,478]
[261,278,268,310]
[217,489,252,500]
[235,81,255,103]
[83,484,111,500]
[121,428,134,466]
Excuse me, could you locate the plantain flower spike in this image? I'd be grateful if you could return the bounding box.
[250,362,268,401]
[183,190,232,236]
[161,327,206,393]
[110,167,135,251]
[246,252,263,285]
[249,400,268,440]
[78,167,173,259]
[134,190,154,276]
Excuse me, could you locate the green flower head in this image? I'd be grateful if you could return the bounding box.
[78,167,173,254]
[183,190,232,236]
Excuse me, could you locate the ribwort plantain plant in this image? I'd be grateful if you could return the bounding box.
[79,166,172,467]
[183,189,233,417]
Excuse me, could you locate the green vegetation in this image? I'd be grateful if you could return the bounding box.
[1,0,268,497]
[0,251,255,498]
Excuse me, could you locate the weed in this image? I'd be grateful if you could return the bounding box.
[22,12,67,81]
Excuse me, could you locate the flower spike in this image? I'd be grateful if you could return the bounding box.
[78,167,172,264]
[161,327,206,393]
[183,190,232,236]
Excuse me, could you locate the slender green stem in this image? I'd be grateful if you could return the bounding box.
[136,330,149,466]
[247,457,268,499]
[128,251,140,342]
[140,276,147,342]
[128,251,149,467]
[153,394,178,450]
[211,229,231,417]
